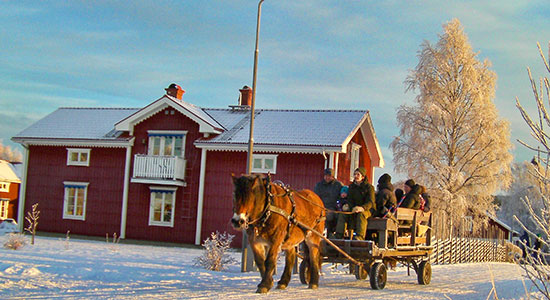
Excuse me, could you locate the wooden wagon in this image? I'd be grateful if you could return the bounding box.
[299,207,433,290]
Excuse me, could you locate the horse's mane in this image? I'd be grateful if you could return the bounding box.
[234,174,264,194]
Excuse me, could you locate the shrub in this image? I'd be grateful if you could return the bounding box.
[194,231,236,271]
[3,233,28,250]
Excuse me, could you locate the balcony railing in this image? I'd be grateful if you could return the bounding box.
[133,154,186,181]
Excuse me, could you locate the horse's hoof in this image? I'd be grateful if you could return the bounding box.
[256,287,269,294]
[308,284,318,290]
[276,284,287,290]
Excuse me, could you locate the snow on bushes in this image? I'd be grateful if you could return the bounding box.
[3,233,28,250]
[194,231,236,271]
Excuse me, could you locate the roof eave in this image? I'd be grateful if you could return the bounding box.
[194,142,342,154]
[11,137,135,148]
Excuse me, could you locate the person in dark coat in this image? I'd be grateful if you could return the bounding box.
[334,167,376,240]
[314,168,343,237]
[395,188,404,203]
[374,173,397,217]
[401,179,422,209]
[419,185,431,212]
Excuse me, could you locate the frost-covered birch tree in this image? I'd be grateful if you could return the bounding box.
[0,141,22,162]
[515,42,550,299]
[391,19,513,231]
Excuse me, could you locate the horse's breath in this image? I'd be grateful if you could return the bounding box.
[230,174,325,293]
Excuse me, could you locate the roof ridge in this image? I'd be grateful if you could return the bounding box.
[58,107,140,110]
[203,108,367,112]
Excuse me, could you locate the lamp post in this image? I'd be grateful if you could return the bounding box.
[246,0,265,174]
[242,0,265,273]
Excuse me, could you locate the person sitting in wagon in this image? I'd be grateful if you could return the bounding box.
[374,173,397,217]
[401,179,422,209]
[314,168,343,238]
[334,167,375,240]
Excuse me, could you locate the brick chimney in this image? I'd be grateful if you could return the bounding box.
[165,83,185,100]
[239,85,252,106]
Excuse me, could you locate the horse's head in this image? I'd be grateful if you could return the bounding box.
[230,174,267,230]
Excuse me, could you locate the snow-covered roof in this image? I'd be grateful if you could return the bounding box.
[0,160,21,183]
[12,108,138,143]
[198,108,367,149]
[11,94,383,166]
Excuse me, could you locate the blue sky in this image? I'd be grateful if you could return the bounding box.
[2,1,550,181]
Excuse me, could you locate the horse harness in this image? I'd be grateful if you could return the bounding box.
[249,176,325,243]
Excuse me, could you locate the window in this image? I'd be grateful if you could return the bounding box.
[147,131,187,157]
[67,148,91,166]
[251,154,278,174]
[0,199,8,219]
[349,142,361,181]
[149,186,177,227]
[0,182,9,193]
[63,182,88,220]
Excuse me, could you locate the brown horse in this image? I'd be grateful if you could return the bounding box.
[230,174,326,293]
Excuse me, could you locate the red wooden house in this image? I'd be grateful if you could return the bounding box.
[12,84,384,246]
[0,160,21,221]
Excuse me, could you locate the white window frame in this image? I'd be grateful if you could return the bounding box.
[0,199,8,219]
[147,130,187,157]
[251,154,278,174]
[62,181,89,221]
[349,142,361,181]
[67,148,91,166]
[148,186,177,227]
[0,182,9,193]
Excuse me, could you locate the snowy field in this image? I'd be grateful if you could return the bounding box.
[0,235,540,299]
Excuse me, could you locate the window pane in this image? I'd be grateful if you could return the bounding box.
[174,136,183,157]
[70,152,79,162]
[67,188,75,215]
[152,137,161,155]
[76,188,85,216]
[253,158,262,169]
[164,137,173,156]
[264,159,273,170]
[153,192,163,222]
[163,193,174,222]
[80,152,88,162]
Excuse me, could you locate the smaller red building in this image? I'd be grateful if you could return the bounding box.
[12,85,384,247]
[0,160,21,221]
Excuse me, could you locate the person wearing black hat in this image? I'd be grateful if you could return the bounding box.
[334,167,375,240]
[375,173,397,217]
[314,168,343,237]
[401,179,421,209]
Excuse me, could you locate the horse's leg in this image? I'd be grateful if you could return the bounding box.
[256,244,279,293]
[306,233,322,289]
[276,247,296,290]
[250,242,267,278]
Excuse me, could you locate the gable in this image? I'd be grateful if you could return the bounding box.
[115,95,224,135]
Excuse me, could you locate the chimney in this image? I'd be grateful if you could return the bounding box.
[165,83,185,100]
[239,85,252,106]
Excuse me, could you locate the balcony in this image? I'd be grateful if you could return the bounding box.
[131,154,187,186]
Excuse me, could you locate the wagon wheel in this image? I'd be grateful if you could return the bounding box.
[299,259,310,285]
[354,264,369,280]
[417,261,431,285]
[369,262,387,290]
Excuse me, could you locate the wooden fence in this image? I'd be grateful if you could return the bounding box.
[430,237,507,264]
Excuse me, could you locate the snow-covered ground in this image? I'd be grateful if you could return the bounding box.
[0,235,539,299]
